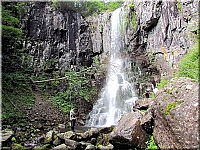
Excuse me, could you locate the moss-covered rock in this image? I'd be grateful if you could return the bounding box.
[152,77,199,149]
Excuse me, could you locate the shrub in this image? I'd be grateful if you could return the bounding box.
[176,39,199,81]
[146,135,158,149]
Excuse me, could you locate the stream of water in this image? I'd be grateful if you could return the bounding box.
[86,7,138,127]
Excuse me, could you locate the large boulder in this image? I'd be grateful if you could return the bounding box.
[152,77,199,149]
[82,128,99,141]
[109,111,149,149]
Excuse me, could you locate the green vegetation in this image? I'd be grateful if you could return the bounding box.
[11,143,28,150]
[125,2,137,30]
[145,135,158,149]
[2,2,37,125]
[2,72,35,124]
[151,92,155,98]
[131,11,137,30]
[177,100,184,105]
[176,0,181,11]
[51,68,98,113]
[165,102,176,115]
[176,39,199,82]
[129,3,134,11]
[2,2,25,53]
[157,79,169,90]
[54,0,123,17]
[129,3,137,30]
[34,144,51,150]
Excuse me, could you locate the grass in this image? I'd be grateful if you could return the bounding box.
[176,39,199,82]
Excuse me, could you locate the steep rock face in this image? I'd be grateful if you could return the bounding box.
[24,2,94,76]
[125,0,198,79]
[86,12,112,61]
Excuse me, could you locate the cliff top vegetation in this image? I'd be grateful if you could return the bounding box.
[52,0,123,17]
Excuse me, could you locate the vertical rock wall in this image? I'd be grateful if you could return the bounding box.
[24,2,95,77]
[125,0,198,79]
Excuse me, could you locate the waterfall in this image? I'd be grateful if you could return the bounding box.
[86,7,138,127]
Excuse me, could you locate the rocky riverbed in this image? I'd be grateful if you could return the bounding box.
[2,77,199,149]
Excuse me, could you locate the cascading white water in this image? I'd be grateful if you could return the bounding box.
[86,7,138,127]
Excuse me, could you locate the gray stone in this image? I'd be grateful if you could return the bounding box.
[64,138,81,149]
[152,77,199,149]
[109,112,149,149]
[140,109,154,134]
[44,130,54,144]
[58,124,65,133]
[97,143,114,150]
[52,144,67,149]
[85,144,96,150]
[53,137,62,146]
[134,98,154,110]
[63,131,76,140]
[2,129,13,142]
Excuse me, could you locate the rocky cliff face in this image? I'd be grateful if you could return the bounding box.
[124,0,198,79]
[24,2,97,77]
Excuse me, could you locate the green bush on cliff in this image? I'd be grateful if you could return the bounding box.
[56,0,123,17]
[176,39,199,81]
[51,68,98,112]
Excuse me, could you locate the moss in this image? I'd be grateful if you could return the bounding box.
[176,39,199,81]
[129,3,134,11]
[53,134,57,140]
[165,102,176,115]
[160,106,164,112]
[166,89,171,94]
[140,110,147,113]
[177,100,184,105]
[157,79,169,90]
[162,96,167,101]
[97,135,102,140]
[35,144,51,150]
[12,143,28,150]
[177,0,181,11]
[131,11,137,30]
[11,137,16,142]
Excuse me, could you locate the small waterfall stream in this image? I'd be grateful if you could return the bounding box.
[87,7,138,127]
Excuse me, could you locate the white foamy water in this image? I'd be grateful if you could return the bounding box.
[86,7,138,127]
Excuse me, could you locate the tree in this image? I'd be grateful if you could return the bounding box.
[2,2,27,72]
[53,0,123,17]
